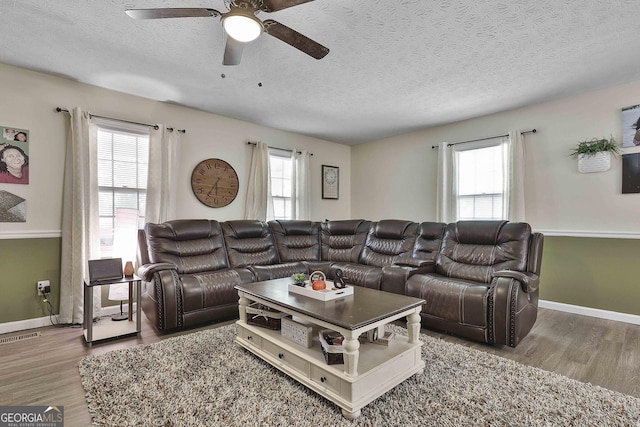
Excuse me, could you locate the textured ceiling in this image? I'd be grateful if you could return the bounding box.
[2,0,640,145]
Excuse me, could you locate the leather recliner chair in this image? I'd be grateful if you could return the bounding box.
[221,220,308,281]
[405,220,544,347]
[137,219,254,330]
[329,219,420,290]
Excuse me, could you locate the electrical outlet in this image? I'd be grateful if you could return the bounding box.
[37,280,51,295]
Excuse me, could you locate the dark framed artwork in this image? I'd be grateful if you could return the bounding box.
[622,104,640,148]
[322,165,339,199]
[622,153,640,194]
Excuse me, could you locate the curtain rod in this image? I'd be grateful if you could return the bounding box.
[246,141,314,156]
[55,107,186,133]
[430,129,537,149]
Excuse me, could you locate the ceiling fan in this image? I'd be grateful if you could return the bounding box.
[125,0,330,66]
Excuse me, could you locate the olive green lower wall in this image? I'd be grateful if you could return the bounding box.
[0,238,62,323]
[0,237,119,325]
[539,236,640,316]
[1,235,639,326]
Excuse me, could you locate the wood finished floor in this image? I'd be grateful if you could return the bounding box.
[0,308,638,426]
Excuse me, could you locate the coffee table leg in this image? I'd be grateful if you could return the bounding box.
[407,309,421,344]
[238,292,248,323]
[341,408,361,420]
[343,333,360,377]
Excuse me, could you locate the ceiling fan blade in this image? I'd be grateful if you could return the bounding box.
[223,36,245,66]
[125,8,220,20]
[259,0,315,13]
[263,20,329,59]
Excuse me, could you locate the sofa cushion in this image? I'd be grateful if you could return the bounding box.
[406,274,488,327]
[320,219,371,263]
[412,222,446,262]
[269,220,321,262]
[436,221,531,283]
[222,220,280,268]
[329,263,382,289]
[145,220,229,274]
[360,220,418,267]
[180,270,245,312]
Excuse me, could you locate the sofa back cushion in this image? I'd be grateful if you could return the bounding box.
[360,220,418,267]
[436,221,531,283]
[412,222,446,262]
[268,220,321,262]
[144,220,229,274]
[222,220,280,268]
[320,219,371,263]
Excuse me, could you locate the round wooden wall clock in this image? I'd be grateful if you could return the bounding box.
[190,158,239,208]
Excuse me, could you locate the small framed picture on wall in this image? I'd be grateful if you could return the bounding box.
[322,165,339,199]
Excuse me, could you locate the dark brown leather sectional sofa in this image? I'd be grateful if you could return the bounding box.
[137,218,543,347]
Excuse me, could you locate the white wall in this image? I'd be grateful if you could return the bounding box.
[0,63,350,239]
[352,80,640,234]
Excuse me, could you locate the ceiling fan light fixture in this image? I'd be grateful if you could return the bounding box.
[223,12,263,42]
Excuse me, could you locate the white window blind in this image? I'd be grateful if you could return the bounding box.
[269,150,293,220]
[97,126,149,257]
[456,140,505,220]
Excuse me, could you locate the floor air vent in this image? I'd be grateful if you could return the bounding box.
[0,331,41,345]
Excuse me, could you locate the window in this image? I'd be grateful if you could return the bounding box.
[456,140,505,220]
[269,150,293,220]
[97,126,149,257]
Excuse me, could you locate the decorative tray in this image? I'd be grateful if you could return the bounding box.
[288,282,354,301]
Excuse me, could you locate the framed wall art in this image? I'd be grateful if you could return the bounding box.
[0,125,30,184]
[622,153,640,194]
[622,104,640,148]
[322,165,339,200]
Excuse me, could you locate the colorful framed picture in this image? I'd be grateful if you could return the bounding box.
[0,126,29,184]
[622,105,640,148]
[322,165,339,200]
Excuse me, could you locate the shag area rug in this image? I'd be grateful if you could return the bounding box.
[79,324,640,426]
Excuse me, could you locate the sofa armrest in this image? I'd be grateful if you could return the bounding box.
[381,262,434,295]
[492,270,540,293]
[137,262,178,282]
[393,258,435,269]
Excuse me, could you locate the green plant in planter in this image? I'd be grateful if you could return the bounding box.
[569,136,620,158]
[291,273,307,286]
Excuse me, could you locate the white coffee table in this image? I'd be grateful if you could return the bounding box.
[235,278,425,419]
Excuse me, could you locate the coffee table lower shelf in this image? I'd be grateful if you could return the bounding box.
[235,322,424,419]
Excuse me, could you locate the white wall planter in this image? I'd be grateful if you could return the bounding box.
[578,152,611,173]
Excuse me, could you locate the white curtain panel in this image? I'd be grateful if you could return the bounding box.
[435,141,457,223]
[244,141,270,220]
[294,149,311,220]
[146,125,179,224]
[505,130,526,222]
[59,107,100,324]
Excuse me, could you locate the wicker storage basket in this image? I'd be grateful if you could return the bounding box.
[246,303,287,330]
[319,330,345,365]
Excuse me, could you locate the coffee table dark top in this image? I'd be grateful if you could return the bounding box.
[235,278,425,331]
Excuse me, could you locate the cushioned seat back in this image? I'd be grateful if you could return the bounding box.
[436,221,531,283]
[320,219,371,262]
[360,220,418,267]
[412,222,447,262]
[268,220,321,262]
[144,220,229,274]
[222,220,280,268]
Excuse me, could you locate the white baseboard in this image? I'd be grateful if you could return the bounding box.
[0,304,137,335]
[539,300,640,325]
